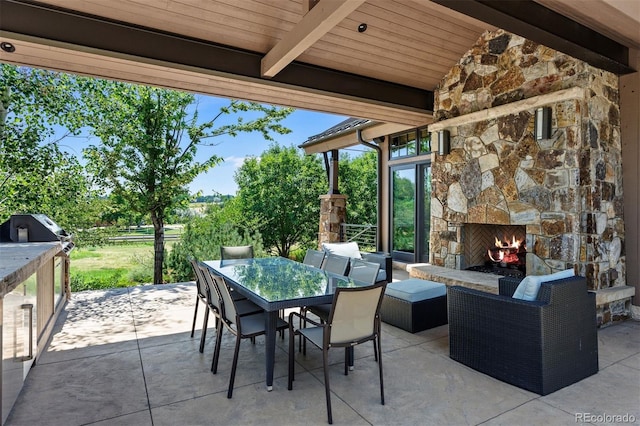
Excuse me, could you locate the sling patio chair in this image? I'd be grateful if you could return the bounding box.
[189,256,250,350]
[308,258,380,323]
[189,258,209,342]
[197,263,263,351]
[288,281,387,424]
[320,253,349,276]
[303,258,381,358]
[207,268,288,398]
[302,248,325,269]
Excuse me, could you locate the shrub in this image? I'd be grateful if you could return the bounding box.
[70,269,128,292]
[165,212,265,283]
[127,264,153,284]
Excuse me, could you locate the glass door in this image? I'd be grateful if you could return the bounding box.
[391,163,431,263]
[391,167,416,262]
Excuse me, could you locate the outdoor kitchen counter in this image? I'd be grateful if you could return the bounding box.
[0,242,61,297]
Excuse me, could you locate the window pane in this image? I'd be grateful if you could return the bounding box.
[419,129,430,153]
[390,131,418,158]
[407,132,417,156]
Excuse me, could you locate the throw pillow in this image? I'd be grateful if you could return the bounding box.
[512,268,575,301]
[321,242,362,259]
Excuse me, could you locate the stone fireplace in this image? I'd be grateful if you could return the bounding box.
[427,30,632,325]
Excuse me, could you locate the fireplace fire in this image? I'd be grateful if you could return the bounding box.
[463,225,527,278]
[487,235,526,268]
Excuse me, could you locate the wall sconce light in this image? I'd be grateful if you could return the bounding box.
[438,130,450,155]
[534,107,552,140]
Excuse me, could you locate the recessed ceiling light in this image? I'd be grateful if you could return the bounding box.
[1,42,16,53]
[357,23,367,33]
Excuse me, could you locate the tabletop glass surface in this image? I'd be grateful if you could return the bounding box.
[207,257,360,303]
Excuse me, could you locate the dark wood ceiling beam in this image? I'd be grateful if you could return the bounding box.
[432,0,634,75]
[0,0,433,112]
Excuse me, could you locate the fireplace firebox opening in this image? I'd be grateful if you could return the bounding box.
[463,224,526,278]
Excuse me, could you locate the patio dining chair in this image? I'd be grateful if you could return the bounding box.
[303,248,325,269]
[303,259,381,357]
[321,253,349,276]
[298,253,349,351]
[207,268,288,398]
[307,258,380,322]
[288,282,387,424]
[197,263,263,353]
[189,258,209,341]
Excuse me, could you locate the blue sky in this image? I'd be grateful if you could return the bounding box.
[56,94,348,196]
[187,95,346,195]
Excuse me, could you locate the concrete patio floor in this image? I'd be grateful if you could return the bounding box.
[6,281,640,426]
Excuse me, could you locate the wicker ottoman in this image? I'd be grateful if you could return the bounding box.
[380,279,448,333]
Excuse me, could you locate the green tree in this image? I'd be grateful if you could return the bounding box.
[339,150,377,225]
[0,65,93,231]
[80,80,292,283]
[165,203,265,282]
[234,144,325,257]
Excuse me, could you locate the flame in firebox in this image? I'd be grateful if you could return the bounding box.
[494,236,521,250]
[487,249,504,262]
[488,235,524,264]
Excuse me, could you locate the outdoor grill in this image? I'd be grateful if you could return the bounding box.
[0,214,74,255]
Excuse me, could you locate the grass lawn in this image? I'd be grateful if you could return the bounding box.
[70,242,174,291]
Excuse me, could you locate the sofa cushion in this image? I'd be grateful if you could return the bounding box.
[376,269,387,283]
[385,279,446,302]
[512,269,575,301]
[322,242,362,259]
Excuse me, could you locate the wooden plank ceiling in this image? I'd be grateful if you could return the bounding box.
[0,0,637,129]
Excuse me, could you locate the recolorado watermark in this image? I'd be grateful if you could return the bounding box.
[575,412,636,423]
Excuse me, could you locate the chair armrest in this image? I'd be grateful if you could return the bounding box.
[498,276,523,296]
[289,311,323,328]
[361,251,392,283]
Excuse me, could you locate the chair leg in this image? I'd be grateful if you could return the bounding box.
[344,348,349,376]
[323,348,333,424]
[211,321,224,374]
[298,309,303,353]
[288,327,295,390]
[199,308,210,353]
[190,297,199,338]
[377,335,384,405]
[373,339,378,362]
[227,335,242,399]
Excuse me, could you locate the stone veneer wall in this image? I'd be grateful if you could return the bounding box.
[430,30,627,323]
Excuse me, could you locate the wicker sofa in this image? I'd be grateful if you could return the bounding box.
[448,275,598,395]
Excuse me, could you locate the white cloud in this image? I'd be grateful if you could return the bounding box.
[224,155,257,168]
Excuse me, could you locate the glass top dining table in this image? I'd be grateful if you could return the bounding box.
[203,256,363,390]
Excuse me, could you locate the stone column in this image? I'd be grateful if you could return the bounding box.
[318,194,347,248]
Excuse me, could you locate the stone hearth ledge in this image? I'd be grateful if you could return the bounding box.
[408,264,500,294]
[407,264,635,307]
